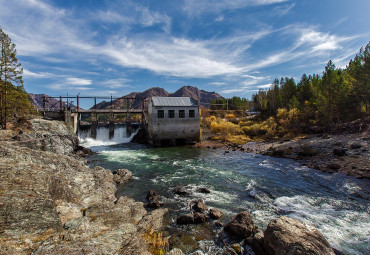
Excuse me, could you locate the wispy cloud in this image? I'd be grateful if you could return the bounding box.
[183,0,289,16]
[65,78,92,86]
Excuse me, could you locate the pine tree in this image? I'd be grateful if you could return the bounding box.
[0,27,24,129]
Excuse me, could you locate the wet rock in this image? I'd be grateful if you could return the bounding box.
[194,212,207,224]
[298,146,317,157]
[173,186,191,196]
[350,142,362,150]
[177,214,194,225]
[326,163,341,170]
[74,145,94,157]
[224,211,256,239]
[333,148,346,157]
[264,216,335,255]
[209,208,223,219]
[146,190,163,209]
[113,168,132,184]
[251,229,266,255]
[192,201,207,213]
[197,187,211,193]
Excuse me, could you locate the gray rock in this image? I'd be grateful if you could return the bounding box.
[333,148,346,157]
[113,168,132,184]
[224,211,256,239]
[146,190,163,209]
[264,216,335,255]
[197,187,211,193]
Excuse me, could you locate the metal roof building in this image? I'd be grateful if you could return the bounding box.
[145,97,200,146]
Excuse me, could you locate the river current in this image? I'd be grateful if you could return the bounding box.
[79,126,370,255]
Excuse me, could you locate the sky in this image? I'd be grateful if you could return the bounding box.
[1,0,369,107]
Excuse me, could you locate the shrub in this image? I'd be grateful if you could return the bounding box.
[142,230,169,255]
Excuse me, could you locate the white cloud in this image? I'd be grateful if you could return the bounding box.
[65,78,92,86]
[183,0,289,15]
[23,69,54,78]
[102,78,131,89]
[257,83,272,88]
[209,82,226,86]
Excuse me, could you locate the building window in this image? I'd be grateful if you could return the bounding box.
[179,110,185,118]
[168,110,175,118]
[158,110,164,118]
[189,110,195,118]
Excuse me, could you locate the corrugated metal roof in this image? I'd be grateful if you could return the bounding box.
[152,97,198,107]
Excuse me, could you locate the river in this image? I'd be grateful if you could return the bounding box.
[79,126,370,255]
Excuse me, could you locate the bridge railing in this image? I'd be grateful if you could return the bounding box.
[41,95,145,113]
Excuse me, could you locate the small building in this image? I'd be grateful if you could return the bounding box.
[145,97,200,146]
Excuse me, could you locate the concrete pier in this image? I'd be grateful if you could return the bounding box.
[91,113,97,139]
[109,114,115,140]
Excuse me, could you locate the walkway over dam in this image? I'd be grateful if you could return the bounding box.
[41,95,146,139]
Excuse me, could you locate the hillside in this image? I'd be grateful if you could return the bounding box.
[29,93,76,110]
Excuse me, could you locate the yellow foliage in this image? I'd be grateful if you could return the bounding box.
[143,230,169,255]
[224,114,236,120]
[210,115,216,121]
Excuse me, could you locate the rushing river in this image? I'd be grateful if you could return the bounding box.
[79,127,370,255]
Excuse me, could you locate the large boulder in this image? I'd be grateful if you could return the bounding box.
[113,169,132,184]
[264,216,335,255]
[192,200,207,213]
[224,211,256,239]
[176,214,194,225]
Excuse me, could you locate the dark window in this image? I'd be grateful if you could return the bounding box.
[158,110,164,118]
[189,110,195,118]
[168,110,175,118]
[179,110,185,118]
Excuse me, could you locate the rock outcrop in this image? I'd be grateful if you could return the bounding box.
[224,211,257,239]
[113,168,133,184]
[263,216,335,255]
[0,119,166,255]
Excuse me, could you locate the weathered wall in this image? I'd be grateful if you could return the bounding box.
[146,101,200,146]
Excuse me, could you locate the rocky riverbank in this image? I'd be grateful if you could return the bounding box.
[241,128,370,179]
[0,119,168,254]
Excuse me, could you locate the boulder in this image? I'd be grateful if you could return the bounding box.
[194,212,207,224]
[197,187,211,193]
[173,186,191,196]
[192,201,207,213]
[146,190,163,209]
[209,208,223,219]
[176,214,194,225]
[251,229,266,255]
[113,169,132,184]
[264,216,335,255]
[224,211,256,239]
[326,163,341,170]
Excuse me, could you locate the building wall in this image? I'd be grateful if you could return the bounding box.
[146,101,200,146]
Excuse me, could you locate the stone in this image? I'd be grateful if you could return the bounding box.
[177,214,195,225]
[333,148,346,157]
[350,142,362,150]
[224,211,256,239]
[173,186,191,196]
[326,163,341,170]
[194,212,207,224]
[192,201,207,213]
[113,169,132,184]
[251,229,266,255]
[197,187,211,193]
[209,208,223,219]
[264,216,335,255]
[146,190,163,209]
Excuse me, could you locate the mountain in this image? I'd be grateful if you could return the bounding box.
[171,86,223,107]
[29,93,76,111]
[95,86,223,110]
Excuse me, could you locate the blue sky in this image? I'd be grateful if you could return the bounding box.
[1,0,369,106]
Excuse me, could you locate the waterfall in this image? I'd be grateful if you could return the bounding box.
[78,123,139,149]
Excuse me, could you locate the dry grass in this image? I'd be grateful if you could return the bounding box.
[142,230,169,255]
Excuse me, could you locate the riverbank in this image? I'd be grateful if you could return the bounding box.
[0,119,168,254]
[198,118,370,179]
